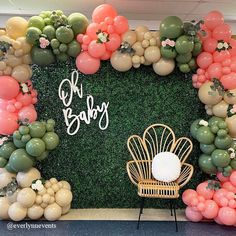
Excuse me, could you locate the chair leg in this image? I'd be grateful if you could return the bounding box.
[170,200,173,216]
[137,197,145,230]
[173,199,178,232]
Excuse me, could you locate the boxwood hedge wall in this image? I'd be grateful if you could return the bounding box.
[32,60,207,208]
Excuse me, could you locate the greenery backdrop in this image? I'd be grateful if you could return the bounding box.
[32,60,207,208]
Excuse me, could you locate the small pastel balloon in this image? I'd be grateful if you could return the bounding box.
[197,68,205,75]
[222,67,231,75]
[198,75,206,83]
[100,50,111,60]
[32,97,38,104]
[203,38,218,53]
[16,93,32,106]
[105,33,121,52]
[0,109,19,135]
[198,24,212,42]
[107,25,115,34]
[230,171,236,187]
[192,74,198,82]
[6,104,16,113]
[196,182,215,200]
[217,172,230,182]
[82,44,88,51]
[218,207,236,225]
[212,100,228,118]
[212,23,232,42]
[122,30,137,46]
[204,11,224,30]
[201,200,219,219]
[104,17,113,25]
[219,197,228,207]
[182,189,198,206]
[197,202,206,212]
[82,35,91,45]
[88,40,106,58]
[222,59,231,67]
[135,25,149,42]
[207,63,222,79]
[76,34,84,43]
[86,23,101,40]
[92,4,117,23]
[222,181,236,193]
[0,76,20,100]
[221,72,236,90]
[76,51,100,74]
[100,22,108,31]
[197,52,213,69]
[113,15,129,34]
[18,105,37,123]
[213,50,231,63]
[12,65,31,83]
[185,206,203,222]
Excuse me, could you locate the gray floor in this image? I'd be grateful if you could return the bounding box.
[0,220,235,236]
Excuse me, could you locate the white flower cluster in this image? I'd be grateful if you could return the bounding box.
[217,42,229,50]
[31,179,44,191]
[199,119,208,126]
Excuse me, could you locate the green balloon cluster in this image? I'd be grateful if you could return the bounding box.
[26,10,88,66]
[0,119,59,173]
[190,116,236,176]
[160,16,202,73]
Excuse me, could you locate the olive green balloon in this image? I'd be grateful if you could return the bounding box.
[224,165,232,173]
[198,154,217,174]
[211,149,230,168]
[230,140,236,151]
[175,35,194,54]
[29,121,46,138]
[196,126,215,144]
[160,47,177,59]
[9,149,33,172]
[160,16,184,39]
[5,163,17,173]
[208,116,224,127]
[179,63,191,73]
[176,52,192,64]
[192,42,202,56]
[26,138,46,157]
[0,142,16,159]
[67,40,81,58]
[230,159,236,169]
[200,143,216,155]
[0,157,7,168]
[13,138,25,148]
[36,150,49,161]
[42,132,59,150]
[21,134,31,144]
[190,119,201,139]
[214,135,232,149]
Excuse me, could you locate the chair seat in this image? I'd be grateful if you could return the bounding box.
[137,179,180,198]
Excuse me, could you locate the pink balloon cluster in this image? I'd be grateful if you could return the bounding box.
[76,4,129,74]
[0,76,37,135]
[183,171,236,226]
[192,11,236,89]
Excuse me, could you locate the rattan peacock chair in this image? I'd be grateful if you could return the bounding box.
[126,124,194,231]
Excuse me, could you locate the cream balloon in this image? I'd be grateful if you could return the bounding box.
[135,26,149,42]
[212,100,228,118]
[152,31,161,47]
[44,203,62,221]
[16,37,32,54]
[0,197,10,219]
[0,171,16,189]
[224,89,236,104]
[0,29,5,36]
[3,66,12,75]
[50,178,58,184]
[144,46,161,63]
[62,204,71,215]
[55,189,73,207]
[17,168,41,188]
[35,195,43,205]
[0,35,13,44]
[110,51,132,72]
[17,188,36,208]
[0,61,7,70]
[6,54,22,67]
[8,202,27,221]
[153,58,175,76]
[12,64,31,82]
[226,115,236,138]
[51,183,60,193]
[28,205,44,220]
[22,55,32,64]
[122,31,137,45]
[198,82,222,105]
[6,17,28,40]
[42,194,51,204]
[132,42,144,56]
[60,181,71,190]
[7,189,20,203]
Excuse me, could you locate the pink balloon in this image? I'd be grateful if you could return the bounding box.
[219,197,229,207]
[14,101,22,110]
[76,51,100,74]
[197,52,213,69]
[213,188,228,205]
[197,202,206,212]
[226,192,235,200]
[214,215,223,225]
[222,67,231,75]
[212,23,232,42]
[32,97,37,104]
[18,105,37,123]
[182,189,198,206]
[217,172,230,182]
[218,207,236,225]
[230,62,236,72]
[229,39,236,57]
[82,44,88,51]
[0,76,20,100]
[0,99,8,110]
[105,33,121,52]
[190,197,199,207]
[213,50,231,63]
[203,38,218,53]
[6,104,16,113]
[113,15,129,34]
[196,182,215,200]
[229,199,236,209]
[204,11,224,30]
[107,25,115,34]
[198,24,212,42]
[230,171,236,187]
[207,63,222,79]
[192,74,198,82]
[100,50,111,60]
[76,34,84,43]
[92,4,117,23]
[88,40,106,58]
[185,206,203,222]
[222,59,231,67]
[105,17,114,25]
[221,72,236,90]
[0,109,19,135]
[198,75,206,83]
[16,92,32,106]
[222,181,236,193]
[86,23,101,40]
[201,200,219,219]
[82,35,92,45]
[197,68,205,75]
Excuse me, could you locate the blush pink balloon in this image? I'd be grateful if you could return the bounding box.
[230,171,236,187]
[203,38,218,53]
[100,50,111,60]
[182,189,198,206]
[92,4,117,23]
[192,74,198,82]
[229,39,236,57]
[190,197,199,207]
[197,202,206,212]
[204,11,224,30]
[229,199,236,209]
[76,51,101,75]
[197,68,205,75]
[0,76,20,100]
[86,23,101,39]
[0,109,19,135]
[222,59,231,67]
[217,172,230,182]
[221,73,236,90]
[213,188,228,205]
[185,206,203,222]
[88,40,106,58]
[6,104,16,113]
[196,182,215,200]
[212,23,232,42]
[213,50,231,63]
[219,197,229,207]
[222,67,231,75]
[82,35,92,45]
[76,34,84,43]
[82,44,88,51]
[207,63,222,79]
[105,33,121,52]
[16,92,32,106]
[0,99,8,110]
[113,15,129,34]
[214,215,223,225]
[107,25,115,34]
[222,181,236,193]
[197,52,213,69]
[198,24,212,42]
[230,62,236,72]
[100,22,108,31]
[105,17,114,25]
[218,207,236,225]
[14,101,22,110]
[18,105,37,123]
[201,200,219,219]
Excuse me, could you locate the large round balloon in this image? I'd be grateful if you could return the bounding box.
[29,121,46,138]
[68,13,89,35]
[0,110,19,135]
[204,11,224,30]
[6,17,28,39]
[92,4,117,23]
[175,35,194,54]
[198,154,217,174]
[110,51,132,72]
[0,76,20,100]
[18,105,37,123]
[221,72,236,90]
[212,23,232,42]
[153,58,175,76]
[211,149,230,168]
[26,138,46,157]
[42,132,59,150]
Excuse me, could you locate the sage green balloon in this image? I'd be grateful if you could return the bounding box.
[29,121,46,138]
[0,157,7,168]
[5,163,17,173]
[175,35,194,54]
[160,16,183,39]
[36,150,49,161]
[224,165,232,174]
[176,52,192,63]
[192,42,202,56]
[208,116,224,127]
[230,140,236,151]
[214,135,232,149]
[160,47,177,59]
[190,119,201,139]
[21,134,31,144]
[211,149,230,167]
[0,142,16,159]
[9,149,33,172]
[179,63,191,73]
[13,138,25,148]
[26,138,46,157]
[42,132,59,150]
[230,159,236,169]
[196,126,215,144]
[200,143,216,155]
[198,154,217,174]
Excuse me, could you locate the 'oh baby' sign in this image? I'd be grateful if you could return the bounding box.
[58,70,109,135]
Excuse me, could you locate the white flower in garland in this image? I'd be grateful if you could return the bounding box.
[217,42,224,50]
[31,179,44,191]
[0,137,8,146]
[228,148,236,159]
[199,119,208,126]
[97,32,109,43]
[223,42,229,49]
[21,83,29,93]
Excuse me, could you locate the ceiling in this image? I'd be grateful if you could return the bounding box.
[0,0,236,31]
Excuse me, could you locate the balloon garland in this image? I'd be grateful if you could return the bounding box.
[0,3,235,225]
